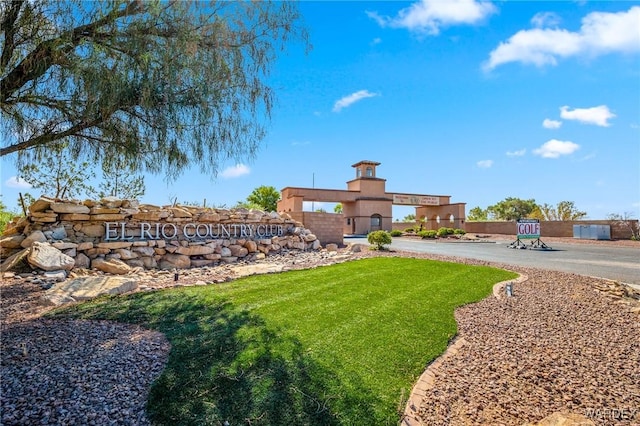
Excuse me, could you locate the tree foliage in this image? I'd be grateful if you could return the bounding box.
[334,203,342,214]
[97,158,145,200]
[607,212,640,240]
[486,197,538,221]
[469,198,588,221]
[19,141,96,199]
[467,206,488,221]
[246,185,280,212]
[402,213,416,222]
[1,0,308,179]
[535,201,587,221]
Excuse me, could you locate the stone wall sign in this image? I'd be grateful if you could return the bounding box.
[1,196,322,276]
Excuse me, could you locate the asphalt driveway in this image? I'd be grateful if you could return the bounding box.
[346,236,640,287]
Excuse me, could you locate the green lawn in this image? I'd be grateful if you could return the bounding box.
[50,257,517,425]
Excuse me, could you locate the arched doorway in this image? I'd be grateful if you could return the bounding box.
[370,214,382,231]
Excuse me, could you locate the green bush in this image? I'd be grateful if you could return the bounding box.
[453,228,466,235]
[0,205,19,235]
[418,230,437,239]
[390,230,403,237]
[367,230,392,250]
[403,227,415,233]
[436,227,451,237]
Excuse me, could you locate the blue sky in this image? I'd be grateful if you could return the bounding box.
[2,0,639,220]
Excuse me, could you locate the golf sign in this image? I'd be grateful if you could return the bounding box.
[516,219,540,239]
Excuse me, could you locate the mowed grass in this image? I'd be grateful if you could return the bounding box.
[50,257,517,425]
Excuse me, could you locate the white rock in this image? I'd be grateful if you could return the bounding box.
[27,242,75,271]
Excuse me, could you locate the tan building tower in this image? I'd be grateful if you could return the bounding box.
[278,160,466,235]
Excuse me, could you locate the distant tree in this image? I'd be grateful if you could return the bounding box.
[19,142,95,200]
[536,201,587,221]
[315,208,327,213]
[402,213,416,222]
[487,197,537,221]
[1,1,309,181]
[97,158,145,200]
[233,200,261,210]
[467,207,488,221]
[334,203,343,214]
[607,212,640,240]
[246,185,280,212]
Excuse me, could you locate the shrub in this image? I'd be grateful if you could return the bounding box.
[367,230,392,250]
[453,228,466,235]
[403,227,415,233]
[390,230,403,237]
[418,230,437,239]
[0,205,19,235]
[436,227,452,237]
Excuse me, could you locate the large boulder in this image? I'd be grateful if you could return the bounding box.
[91,257,133,275]
[50,202,90,214]
[0,234,25,249]
[175,245,215,256]
[42,276,139,305]
[20,230,47,248]
[159,254,191,270]
[0,248,31,272]
[27,242,75,271]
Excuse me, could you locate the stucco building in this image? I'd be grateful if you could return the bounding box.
[278,160,466,235]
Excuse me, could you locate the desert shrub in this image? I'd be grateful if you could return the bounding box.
[453,228,466,235]
[367,230,392,250]
[418,230,437,239]
[403,227,415,233]
[0,203,19,235]
[390,230,403,237]
[436,227,453,237]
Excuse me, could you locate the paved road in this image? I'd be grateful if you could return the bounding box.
[346,237,640,286]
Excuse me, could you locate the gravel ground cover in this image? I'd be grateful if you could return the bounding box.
[1,237,639,425]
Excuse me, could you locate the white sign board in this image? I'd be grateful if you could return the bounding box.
[392,194,439,206]
[516,219,540,239]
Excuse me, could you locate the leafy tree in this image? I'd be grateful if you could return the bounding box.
[1,1,309,180]
[19,142,96,199]
[334,203,343,214]
[402,213,416,222]
[367,230,392,250]
[607,212,640,240]
[536,201,587,221]
[467,206,488,221]
[0,197,19,234]
[487,197,537,221]
[97,157,145,199]
[246,185,280,212]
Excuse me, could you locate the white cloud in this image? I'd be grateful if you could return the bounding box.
[371,37,382,45]
[477,159,493,168]
[543,118,562,129]
[484,6,640,70]
[221,164,250,178]
[5,176,32,189]
[506,149,526,157]
[560,105,616,127]
[533,139,580,158]
[332,90,379,112]
[367,0,496,35]
[531,12,561,28]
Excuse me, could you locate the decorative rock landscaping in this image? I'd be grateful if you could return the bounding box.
[1,239,638,425]
[1,197,322,281]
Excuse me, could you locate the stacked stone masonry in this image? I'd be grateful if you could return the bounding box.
[1,197,321,277]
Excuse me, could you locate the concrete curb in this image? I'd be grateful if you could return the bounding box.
[400,273,527,425]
